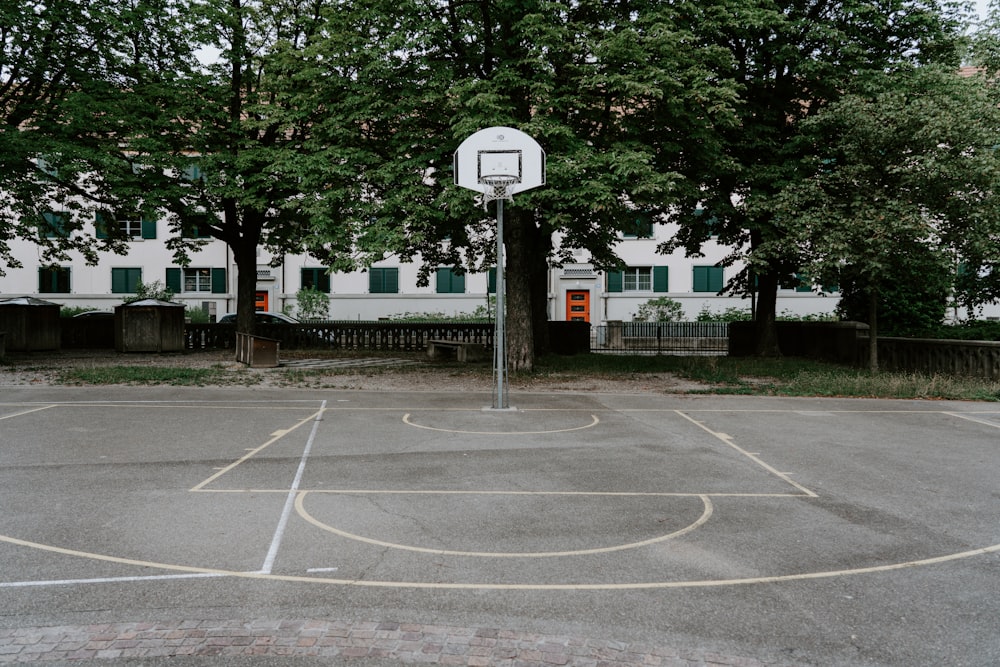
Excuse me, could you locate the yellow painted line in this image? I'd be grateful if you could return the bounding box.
[0,405,56,421]
[193,488,811,498]
[294,491,713,558]
[674,411,818,498]
[189,408,325,492]
[1,530,997,591]
[402,413,600,435]
[0,403,319,411]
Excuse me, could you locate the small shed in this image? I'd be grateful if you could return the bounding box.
[0,297,61,351]
[114,299,186,352]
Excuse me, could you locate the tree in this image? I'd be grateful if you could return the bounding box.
[776,65,1000,370]
[658,0,969,357]
[48,0,367,336]
[0,0,192,273]
[295,0,737,370]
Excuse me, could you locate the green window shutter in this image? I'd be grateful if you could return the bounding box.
[435,268,449,293]
[709,267,724,293]
[301,268,316,290]
[165,268,182,293]
[112,268,126,293]
[653,266,669,293]
[694,266,722,293]
[436,268,465,294]
[487,267,496,294]
[795,273,812,293]
[111,268,142,294]
[370,268,398,294]
[385,268,398,293]
[39,267,70,293]
[141,218,157,239]
[622,212,653,238]
[607,271,623,293]
[301,268,331,293]
[95,213,109,239]
[42,211,66,238]
[211,268,227,293]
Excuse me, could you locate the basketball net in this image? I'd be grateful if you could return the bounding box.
[480,175,518,211]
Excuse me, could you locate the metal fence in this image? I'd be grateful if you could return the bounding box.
[592,321,729,355]
[182,321,494,352]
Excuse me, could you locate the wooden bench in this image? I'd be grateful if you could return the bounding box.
[235,332,280,368]
[426,339,488,362]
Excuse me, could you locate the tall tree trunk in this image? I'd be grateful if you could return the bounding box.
[530,224,552,356]
[868,289,879,373]
[232,208,262,336]
[754,271,781,357]
[504,208,534,372]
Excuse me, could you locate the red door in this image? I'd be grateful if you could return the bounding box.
[255,291,269,312]
[566,290,590,322]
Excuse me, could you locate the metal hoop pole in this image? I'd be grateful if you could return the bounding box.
[493,197,509,409]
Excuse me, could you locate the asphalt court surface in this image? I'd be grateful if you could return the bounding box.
[1,386,999,664]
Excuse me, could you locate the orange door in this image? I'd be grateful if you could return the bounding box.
[255,291,269,312]
[566,290,590,322]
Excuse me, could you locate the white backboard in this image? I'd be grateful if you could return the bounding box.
[453,127,546,195]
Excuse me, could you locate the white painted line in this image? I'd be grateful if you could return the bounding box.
[0,572,226,589]
[307,567,339,573]
[0,405,56,421]
[260,400,327,574]
[189,407,326,492]
[945,412,1000,430]
[674,410,818,498]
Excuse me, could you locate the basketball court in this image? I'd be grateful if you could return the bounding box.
[1,385,998,664]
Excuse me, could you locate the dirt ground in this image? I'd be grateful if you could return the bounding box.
[0,348,710,394]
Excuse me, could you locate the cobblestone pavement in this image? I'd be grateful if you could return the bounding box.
[0,619,779,665]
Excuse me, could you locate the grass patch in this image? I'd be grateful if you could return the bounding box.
[534,354,1000,401]
[57,365,240,386]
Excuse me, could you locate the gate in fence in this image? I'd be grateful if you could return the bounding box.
[593,321,729,355]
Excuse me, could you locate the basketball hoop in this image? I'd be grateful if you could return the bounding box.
[453,127,546,410]
[479,174,519,210]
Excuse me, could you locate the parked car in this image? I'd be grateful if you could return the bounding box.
[218,312,299,324]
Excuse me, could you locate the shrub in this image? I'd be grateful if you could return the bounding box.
[634,297,684,322]
[296,287,330,320]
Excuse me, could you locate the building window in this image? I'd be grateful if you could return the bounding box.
[621,214,654,239]
[38,266,71,293]
[369,267,399,294]
[165,267,226,294]
[606,267,668,293]
[624,267,652,291]
[301,268,331,293]
[40,211,67,238]
[97,212,156,240]
[111,268,142,294]
[436,268,465,294]
[693,266,724,293]
[694,207,720,238]
[185,268,212,292]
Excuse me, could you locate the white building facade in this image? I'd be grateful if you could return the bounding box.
[1,210,849,324]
